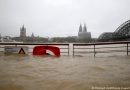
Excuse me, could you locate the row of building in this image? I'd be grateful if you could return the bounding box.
[0,23,92,42]
[19,20,130,42]
[20,24,92,41]
[1,19,130,42]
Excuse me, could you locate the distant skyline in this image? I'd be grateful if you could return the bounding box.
[0,0,130,38]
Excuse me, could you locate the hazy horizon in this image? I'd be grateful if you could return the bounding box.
[0,0,130,38]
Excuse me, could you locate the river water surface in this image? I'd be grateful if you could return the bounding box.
[0,53,130,90]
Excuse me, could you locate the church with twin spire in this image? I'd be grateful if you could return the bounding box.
[78,24,91,41]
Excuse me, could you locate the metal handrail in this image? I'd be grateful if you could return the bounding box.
[0,41,130,56]
[73,41,130,56]
[0,43,70,56]
[0,42,69,45]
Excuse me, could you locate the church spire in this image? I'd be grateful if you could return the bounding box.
[83,24,87,32]
[79,24,82,32]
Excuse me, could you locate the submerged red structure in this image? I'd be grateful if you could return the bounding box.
[33,46,60,57]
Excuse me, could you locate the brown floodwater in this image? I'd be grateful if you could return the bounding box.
[0,53,130,90]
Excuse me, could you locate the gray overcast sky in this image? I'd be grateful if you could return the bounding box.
[0,0,130,38]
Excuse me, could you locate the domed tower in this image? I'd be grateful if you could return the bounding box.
[20,25,26,38]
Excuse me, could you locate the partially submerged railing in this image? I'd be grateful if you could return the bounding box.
[0,43,70,56]
[73,41,130,56]
[0,41,130,56]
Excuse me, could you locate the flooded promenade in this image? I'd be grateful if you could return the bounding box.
[0,42,130,90]
[0,54,130,90]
